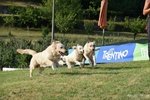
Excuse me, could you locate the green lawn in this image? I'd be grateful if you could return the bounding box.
[0,61,150,100]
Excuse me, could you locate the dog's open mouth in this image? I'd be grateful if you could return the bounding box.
[59,51,65,56]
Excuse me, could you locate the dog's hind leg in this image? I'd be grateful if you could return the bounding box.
[82,58,85,67]
[88,57,94,67]
[30,66,34,78]
[29,58,37,77]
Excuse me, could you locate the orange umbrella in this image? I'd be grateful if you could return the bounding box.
[98,0,108,45]
[98,0,108,29]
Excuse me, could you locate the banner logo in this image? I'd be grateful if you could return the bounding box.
[103,48,128,60]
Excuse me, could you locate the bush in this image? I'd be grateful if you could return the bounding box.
[55,0,81,33]
[107,22,125,32]
[128,17,146,33]
[0,16,5,26]
[42,27,49,38]
[74,20,84,30]
[4,6,49,28]
[107,17,146,33]
[0,37,34,70]
[84,20,94,34]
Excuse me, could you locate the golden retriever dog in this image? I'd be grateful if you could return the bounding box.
[17,41,66,77]
[62,44,84,69]
[83,41,96,67]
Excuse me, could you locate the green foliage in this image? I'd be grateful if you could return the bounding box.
[55,0,81,32]
[34,36,51,52]
[55,12,76,33]
[107,17,146,33]
[108,17,117,31]
[3,16,15,27]
[0,37,33,69]
[5,6,48,28]
[128,18,146,33]
[41,0,52,24]
[82,1,99,19]
[18,7,38,27]
[84,20,94,34]
[42,27,49,38]
[107,17,125,32]
[0,41,5,70]
[0,0,146,30]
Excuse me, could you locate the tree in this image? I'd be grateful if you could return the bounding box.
[55,0,81,32]
[41,0,81,32]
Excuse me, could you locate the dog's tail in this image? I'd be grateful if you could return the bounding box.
[16,49,37,56]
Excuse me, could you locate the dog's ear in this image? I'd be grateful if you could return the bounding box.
[72,46,77,49]
[51,40,60,44]
[51,41,59,49]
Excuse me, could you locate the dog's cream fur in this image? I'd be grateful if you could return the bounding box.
[83,41,96,67]
[62,44,84,69]
[17,41,66,77]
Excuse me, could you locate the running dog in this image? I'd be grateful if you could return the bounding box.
[17,41,66,77]
[62,44,84,69]
[83,41,96,67]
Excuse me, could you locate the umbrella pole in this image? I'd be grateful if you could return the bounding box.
[102,29,105,45]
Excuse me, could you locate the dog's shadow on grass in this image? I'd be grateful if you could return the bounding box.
[85,66,142,70]
[76,65,142,72]
[59,68,119,75]
[59,66,142,76]
[60,71,119,75]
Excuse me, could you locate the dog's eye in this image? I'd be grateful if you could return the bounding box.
[60,46,63,49]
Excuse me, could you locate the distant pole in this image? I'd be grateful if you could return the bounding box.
[102,29,105,45]
[51,0,55,43]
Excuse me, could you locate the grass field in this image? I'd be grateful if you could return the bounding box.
[0,61,150,100]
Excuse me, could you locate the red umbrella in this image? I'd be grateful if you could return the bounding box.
[98,0,108,45]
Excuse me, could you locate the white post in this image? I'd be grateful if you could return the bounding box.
[102,29,105,45]
[51,0,55,43]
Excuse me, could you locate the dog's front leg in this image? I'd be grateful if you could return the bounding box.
[75,61,83,68]
[51,63,56,70]
[84,54,91,64]
[93,55,96,66]
[82,58,86,67]
[45,60,55,70]
[66,61,72,69]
